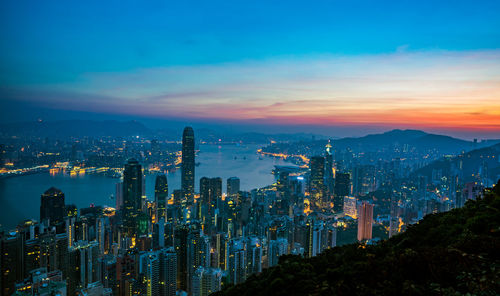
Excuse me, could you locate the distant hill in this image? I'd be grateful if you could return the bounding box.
[0,120,328,143]
[412,143,500,184]
[0,120,151,138]
[332,129,498,154]
[216,180,500,296]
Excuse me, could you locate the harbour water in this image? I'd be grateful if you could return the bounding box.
[0,144,290,230]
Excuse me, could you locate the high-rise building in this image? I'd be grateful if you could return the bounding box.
[40,187,65,226]
[67,240,99,294]
[122,158,143,236]
[158,248,177,296]
[115,182,123,211]
[182,127,195,199]
[174,225,189,291]
[226,239,246,285]
[155,174,169,220]
[245,237,262,275]
[309,156,325,208]
[191,267,222,296]
[334,172,351,212]
[324,141,335,196]
[227,177,240,198]
[200,177,222,219]
[343,196,357,218]
[353,165,376,196]
[268,238,288,267]
[357,201,374,241]
[140,252,160,296]
[1,232,23,295]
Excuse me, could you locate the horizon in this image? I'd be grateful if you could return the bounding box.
[2,117,499,141]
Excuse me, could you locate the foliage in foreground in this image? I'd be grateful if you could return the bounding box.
[216,181,500,296]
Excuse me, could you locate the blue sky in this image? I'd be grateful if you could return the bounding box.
[1,0,499,138]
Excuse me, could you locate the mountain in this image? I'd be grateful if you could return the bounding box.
[0,120,152,138]
[412,143,500,184]
[331,129,494,154]
[216,180,500,296]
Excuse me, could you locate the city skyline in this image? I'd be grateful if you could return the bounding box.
[1,1,499,294]
[1,1,500,139]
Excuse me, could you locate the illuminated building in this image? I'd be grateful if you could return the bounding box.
[40,187,65,227]
[324,140,335,197]
[174,225,189,291]
[226,239,246,285]
[67,240,99,294]
[15,268,67,296]
[182,127,195,199]
[140,252,160,296]
[343,196,357,218]
[200,177,222,223]
[1,232,23,295]
[357,201,374,241]
[309,156,325,208]
[155,174,169,221]
[122,158,143,237]
[246,237,262,275]
[158,248,177,296]
[191,267,222,296]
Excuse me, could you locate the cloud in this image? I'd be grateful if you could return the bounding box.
[2,49,500,133]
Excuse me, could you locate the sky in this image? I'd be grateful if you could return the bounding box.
[0,0,499,139]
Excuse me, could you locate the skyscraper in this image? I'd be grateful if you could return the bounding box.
[182,127,195,199]
[324,140,334,197]
[158,248,177,296]
[343,196,357,218]
[357,201,374,241]
[140,252,160,296]
[200,177,222,217]
[334,172,351,212]
[122,158,143,236]
[227,177,240,198]
[40,187,66,226]
[309,156,325,208]
[155,174,169,220]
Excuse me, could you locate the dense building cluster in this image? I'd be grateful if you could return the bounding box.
[1,127,497,296]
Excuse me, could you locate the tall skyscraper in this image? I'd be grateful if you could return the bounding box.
[123,158,143,236]
[324,140,335,196]
[227,177,240,198]
[40,187,66,226]
[357,201,374,241]
[182,127,195,199]
[309,156,325,208]
[155,174,169,220]
[334,172,351,212]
